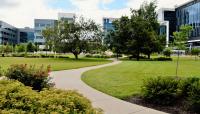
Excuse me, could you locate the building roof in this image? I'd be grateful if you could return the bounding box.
[175,0,197,9]
[58,13,75,20]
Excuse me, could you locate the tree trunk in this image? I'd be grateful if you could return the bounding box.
[148,53,151,59]
[74,53,78,60]
[176,50,180,77]
[136,50,140,61]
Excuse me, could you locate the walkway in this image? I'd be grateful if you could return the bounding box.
[50,60,167,114]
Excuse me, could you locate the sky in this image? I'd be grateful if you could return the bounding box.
[0,0,191,28]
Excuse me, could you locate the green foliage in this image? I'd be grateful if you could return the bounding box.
[6,64,53,91]
[163,48,172,57]
[42,17,103,59]
[0,45,13,54]
[142,76,180,105]
[153,57,172,61]
[191,48,200,60]
[186,80,200,113]
[0,80,102,114]
[26,42,35,52]
[179,77,200,97]
[86,54,111,58]
[0,66,3,77]
[173,25,193,50]
[15,44,26,53]
[142,76,200,113]
[104,16,130,56]
[105,1,164,61]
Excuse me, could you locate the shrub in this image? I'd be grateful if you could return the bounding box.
[153,57,173,61]
[12,53,25,57]
[0,80,102,114]
[179,77,200,97]
[85,54,111,58]
[6,64,53,91]
[142,76,180,105]
[186,80,200,113]
[163,48,172,57]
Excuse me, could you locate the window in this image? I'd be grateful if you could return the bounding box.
[40,24,45,27]
[36,36,43,39]
[35,23,39,27]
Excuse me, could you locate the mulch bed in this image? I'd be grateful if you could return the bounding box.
[126,96,197,114]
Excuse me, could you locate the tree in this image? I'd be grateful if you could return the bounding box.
[173,25,193,76]
[104,1,164,60]
[26,42,35,53]
[42,27,56,51]
[46,17,102,59]
[133,1,163,59]
[163,48,172,57]
[0,44,13,57]
[129,1,163,60]
[104,16,130,59]
[16,44,26,53]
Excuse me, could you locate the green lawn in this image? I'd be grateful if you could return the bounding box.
[82,56,200,99]
[0,57,111,71]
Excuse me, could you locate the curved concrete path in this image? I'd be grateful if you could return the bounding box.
[50,60,167,114]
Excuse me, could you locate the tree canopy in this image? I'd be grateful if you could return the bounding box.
[42,17,103,59]
[105,1,165,60]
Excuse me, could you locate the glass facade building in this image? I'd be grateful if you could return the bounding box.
[18,28,35,43]
[158,8,176,45]
[0,21,18,45]
[34,19,56,45]
[34,13,75,47]
[103,18,117,33]
[164,11,177,41]
[176,0,200,47]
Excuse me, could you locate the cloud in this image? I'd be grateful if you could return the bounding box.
[0,0,64,28]
[127,0,191,9]
[0,0,192,28]
[0,0,19,8]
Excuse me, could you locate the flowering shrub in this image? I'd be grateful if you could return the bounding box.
[0,80,102,114]
[6,64,53,91]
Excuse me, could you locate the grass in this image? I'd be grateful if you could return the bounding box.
[82,56,200,99]
[0,57,111,71]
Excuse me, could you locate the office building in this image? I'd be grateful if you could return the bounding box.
[176,0,200,48]
[0,21,18,45]
[158,8,176,46]
[18,27,35,43]
[34,13,75,47]
[103,17,117,33]
[34,19,56,45]
[58,13,75,22]
[160,0,200,48]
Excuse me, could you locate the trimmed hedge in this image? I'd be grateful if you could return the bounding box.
[153,57,173,61]
[0,80,102,114]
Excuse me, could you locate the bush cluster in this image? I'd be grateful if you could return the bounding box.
[86,54,122,59]
[142,76,179,105]
[163,48,172,57]
[153,57,173,61]
[0,80,102,114]
[86,54,111,58]
[6,64,53,91]
[142,76,200,113]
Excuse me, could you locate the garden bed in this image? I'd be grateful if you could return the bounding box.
[126,97,194,114]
